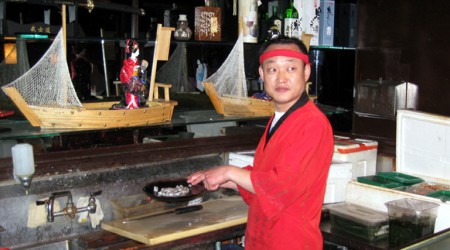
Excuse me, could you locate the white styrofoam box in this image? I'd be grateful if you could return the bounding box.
[376,154,395,173]
[333,135,378,179]
[345,110,450,233]
[187,121,237,138]
[396,110,450,185]
[228,150,255,168]
[324,160,353,204]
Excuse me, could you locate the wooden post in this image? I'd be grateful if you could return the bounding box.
[62,4,67,54]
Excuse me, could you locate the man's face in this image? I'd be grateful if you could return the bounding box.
[259,44,311,112]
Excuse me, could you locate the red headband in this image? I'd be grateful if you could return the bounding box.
[259,49,310,65]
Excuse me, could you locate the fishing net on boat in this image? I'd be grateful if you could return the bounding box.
[203,33,248,98]
[0,39,30,108]
[156,43,195,93]
[2,29,82,108]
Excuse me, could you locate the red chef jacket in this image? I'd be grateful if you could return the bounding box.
[238,99,334,250]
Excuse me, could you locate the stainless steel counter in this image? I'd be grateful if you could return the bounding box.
[0,109,269,141]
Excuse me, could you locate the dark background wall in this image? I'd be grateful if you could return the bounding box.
[353,0,450,140]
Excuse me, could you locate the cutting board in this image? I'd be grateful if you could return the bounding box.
[102,196,248,246]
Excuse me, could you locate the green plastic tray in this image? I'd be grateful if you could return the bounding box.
[377,172,424,185]
[426,190,450,202]
[357,175,405,189]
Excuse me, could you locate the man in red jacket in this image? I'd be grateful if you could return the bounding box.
[188,37,334,249]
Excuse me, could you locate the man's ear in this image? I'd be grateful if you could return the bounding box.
[304,63,311,82]
[258,66,264,82]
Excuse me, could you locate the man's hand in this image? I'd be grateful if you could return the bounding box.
[187,166,253,192]
[187,171,206,186]
[187,167,230,191]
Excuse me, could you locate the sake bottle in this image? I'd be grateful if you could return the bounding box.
[258,1,269,42]
[284,0,299,38]
[267,5,282,40]
[248,0,259,39]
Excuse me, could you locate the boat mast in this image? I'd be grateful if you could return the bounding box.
[61,3,67,55]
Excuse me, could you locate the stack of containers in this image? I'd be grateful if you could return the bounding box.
[324,160,353,203]
[322,136,378,203]
[345,110,450,234]
[332,136,378,179]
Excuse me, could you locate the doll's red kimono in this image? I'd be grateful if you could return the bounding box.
[119,39,144,109]
[120,58,141,109]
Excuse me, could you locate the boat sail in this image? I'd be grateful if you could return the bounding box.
[203,33,274,117]
[1,29,177,129]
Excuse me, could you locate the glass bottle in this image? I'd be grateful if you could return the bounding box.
[258,1,269,42]
[284,0,300,38]
[174,14,192,40]
[267,5,282,40]
[247,0,258,39]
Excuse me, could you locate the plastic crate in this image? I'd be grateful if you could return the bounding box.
[426,190,450,202]
[357,175,406,189]
[377,172,424,186]
[327,202,389,241]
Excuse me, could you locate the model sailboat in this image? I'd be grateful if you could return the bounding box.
[203,33,275,117]
[1,27,177,129]
[202,29,320,117]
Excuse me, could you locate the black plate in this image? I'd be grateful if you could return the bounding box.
[143,179,205,202]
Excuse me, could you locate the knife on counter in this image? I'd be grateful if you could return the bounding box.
[122,204,203,223]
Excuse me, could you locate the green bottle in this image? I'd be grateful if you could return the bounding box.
[267,5,282,40]
[258,2,269,42]
[284,0,300,38]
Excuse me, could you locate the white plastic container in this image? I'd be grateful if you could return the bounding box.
[228,151,255,168]
[333,135,378,179]
[327,202,389,241]
[324,160,353,203]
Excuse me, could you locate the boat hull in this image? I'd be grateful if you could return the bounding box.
[203,82,274,117]
[33,101,177,129]
[3,86,177,129]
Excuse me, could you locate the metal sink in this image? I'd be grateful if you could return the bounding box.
[15,239,81,250]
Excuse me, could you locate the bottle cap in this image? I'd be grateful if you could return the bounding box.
[179,14,188,21]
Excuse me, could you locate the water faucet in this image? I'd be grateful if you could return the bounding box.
[46,191,75,222]
[77,190,102,214]
[36,190,102,222]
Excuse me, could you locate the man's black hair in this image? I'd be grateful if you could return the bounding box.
[259,36,309,56]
